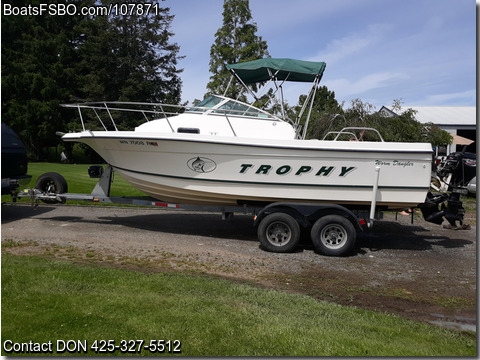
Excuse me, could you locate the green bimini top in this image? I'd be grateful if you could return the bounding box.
[226,58,326,84]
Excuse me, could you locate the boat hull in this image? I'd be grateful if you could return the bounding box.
[63,131,433,209]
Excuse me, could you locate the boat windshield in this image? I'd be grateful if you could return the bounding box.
[188,95,224,112]
[188,95,276,119]
[213,100,263,117]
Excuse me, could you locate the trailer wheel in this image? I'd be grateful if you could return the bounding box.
[310,215,356,256]
[35,172,68,204]
[257,213,301,253]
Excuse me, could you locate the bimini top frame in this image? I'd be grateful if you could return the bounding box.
[226,58,327,140]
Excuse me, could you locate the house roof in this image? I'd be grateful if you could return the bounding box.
[379,106,476,126]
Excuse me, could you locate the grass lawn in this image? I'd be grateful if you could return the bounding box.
[1,254,475,357]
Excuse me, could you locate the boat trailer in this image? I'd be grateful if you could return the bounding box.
[12,163,467,257]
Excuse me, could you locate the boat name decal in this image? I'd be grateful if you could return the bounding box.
[187,157,217,173]
[239,164,356,177]
[375,160,414,167]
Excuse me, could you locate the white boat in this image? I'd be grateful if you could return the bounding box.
[61,58,433,210]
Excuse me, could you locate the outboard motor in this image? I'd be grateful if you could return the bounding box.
[422,150,475,228]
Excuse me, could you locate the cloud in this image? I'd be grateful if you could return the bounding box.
[309,23,393,63]
[324,71,408,98]
[422,90,476,105]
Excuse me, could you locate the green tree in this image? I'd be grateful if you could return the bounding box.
[1,0,90,160]
[76,2,183,131]
[2,0,183,159]
[322,98,452,145]
[207,0,269,100]
[78,4,182,105]
[296,86,343,139]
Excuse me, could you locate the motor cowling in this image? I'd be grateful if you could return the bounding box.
[436,151,476,189]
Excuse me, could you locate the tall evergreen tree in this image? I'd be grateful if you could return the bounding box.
[76,2,183,131]
[1,0,91,159]
[78,3,182,105]
[2,0,183,159]
[207,0,268,100]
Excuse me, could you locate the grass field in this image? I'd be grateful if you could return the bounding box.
[1,254,475,357]
[1,162,477,356]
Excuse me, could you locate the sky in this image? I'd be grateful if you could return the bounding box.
[162,0,476,110]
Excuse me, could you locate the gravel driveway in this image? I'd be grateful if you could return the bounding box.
[2,203,476,332]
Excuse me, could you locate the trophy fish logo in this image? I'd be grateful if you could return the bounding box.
[187,157,217,173]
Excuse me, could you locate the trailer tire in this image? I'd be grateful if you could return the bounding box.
[35,172,68,204]
[257,213,300,253]
[311,215,356,256]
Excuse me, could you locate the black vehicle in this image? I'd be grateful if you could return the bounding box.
[1,123,31,195]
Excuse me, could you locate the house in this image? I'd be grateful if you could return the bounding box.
[379,106,476,155]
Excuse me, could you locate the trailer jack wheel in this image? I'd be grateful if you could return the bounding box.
[35,172,68,204]
[311,215,356,256]
[257,213,300,253]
